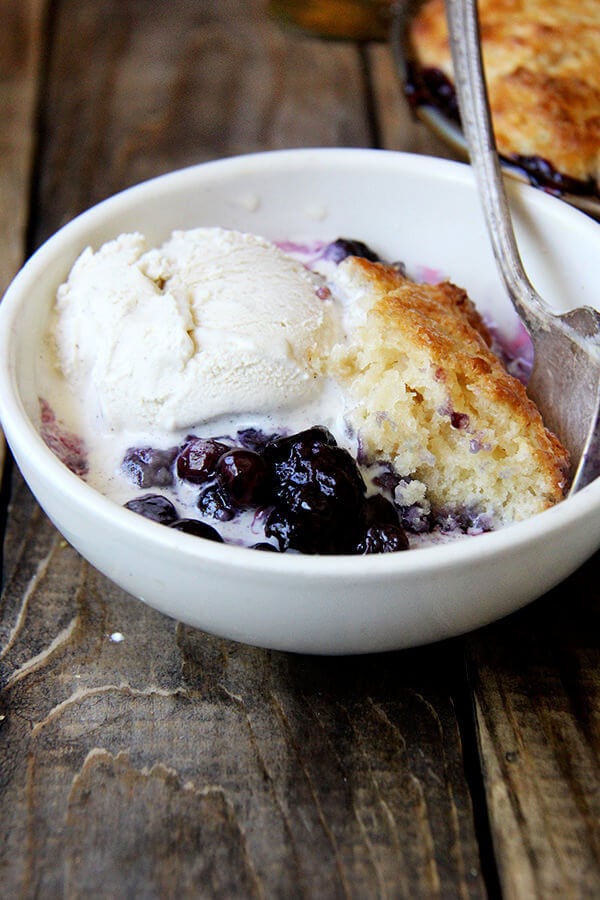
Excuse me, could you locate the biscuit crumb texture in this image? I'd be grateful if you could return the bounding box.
[330,257,570,527]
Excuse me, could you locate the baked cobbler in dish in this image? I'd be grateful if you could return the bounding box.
[404,0,600,201]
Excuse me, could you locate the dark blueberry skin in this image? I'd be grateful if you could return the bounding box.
[450,411,470,430]
[122,425,415,554]
[176,437,230,484]
[197,481,236,521]
[264,506,330,555]
[236,427,276,453]
[404,61,461,122]
[363,493,400,526]
[355,523,409,554]
[121,446,178,488]
[354,494,410,554]
[216,448,268,507]
[324,238,382,264]
[266,428,365,509]
[263,427,367,554]
[124,493,178,525]
[506,153,598,197]
[170,518,224,542]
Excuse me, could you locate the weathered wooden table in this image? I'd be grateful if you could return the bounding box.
[1,2,599,897]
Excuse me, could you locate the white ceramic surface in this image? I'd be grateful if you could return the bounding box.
[1,148,599,654]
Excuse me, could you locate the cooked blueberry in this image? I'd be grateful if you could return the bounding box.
[124,493,178,525]
[122,423,425,554]
[433,506,493,534]
[404,62,460,122]
[433,507,472,532]
[450,411,470,430]
[177,437,230,484]
[197,482,235,521]
[371,463,402,494]
[236,427,276,452]
[263,427,367,554]
[507,152,595,196]
[266,429,365,508]
[170,518,224,541]
[398,504,432,534]
[363,493,400,526]
[216,448,268,507]
[354,523,410,554]
[121,446,178,488]
[263,425,337,464]
[265,506,338,555]
[323,238,381,264]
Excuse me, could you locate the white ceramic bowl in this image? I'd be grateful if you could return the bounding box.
[1,148,599,655]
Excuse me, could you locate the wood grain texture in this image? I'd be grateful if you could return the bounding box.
[366,40,460,160]
[0,0,48,476]
[466,556,600,899]
[0,0,46,293]
[32,0,373,245]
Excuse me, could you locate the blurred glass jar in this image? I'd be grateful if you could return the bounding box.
[267,0,396,41]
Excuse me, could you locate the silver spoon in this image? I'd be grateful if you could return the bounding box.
[445,0,600,494]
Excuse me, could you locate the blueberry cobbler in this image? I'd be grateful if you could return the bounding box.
[404,0,600,204]
[39,228,570,555]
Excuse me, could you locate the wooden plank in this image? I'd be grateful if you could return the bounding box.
[0,0,46,292]
[466,558,600,899]
[0,1,489,896]
[0,0,47,475]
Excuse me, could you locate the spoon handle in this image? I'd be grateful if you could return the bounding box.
[445,0,548,331]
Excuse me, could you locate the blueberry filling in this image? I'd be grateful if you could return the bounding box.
[121,421,496,553]
[121,445,179,488]
[504,154,598,198]
[404,61,461,123]
[121,426,419,555]
[170,518,224,541]
[124,493,179,525]
[262,427,369,554]
[323,238,382,264]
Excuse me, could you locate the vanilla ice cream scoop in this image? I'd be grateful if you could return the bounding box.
[52,228,340,430]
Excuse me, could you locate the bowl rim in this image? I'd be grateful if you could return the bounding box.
[1,146,599,580]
